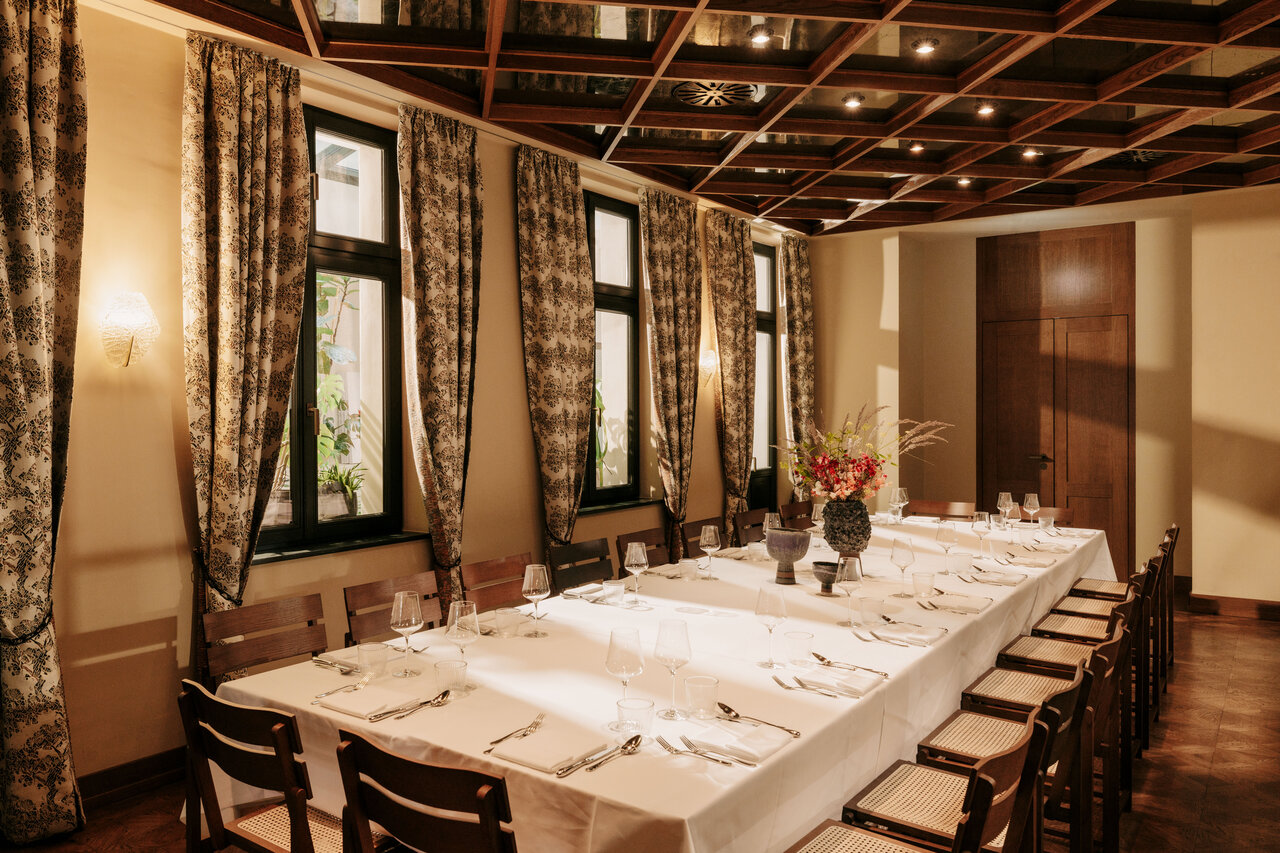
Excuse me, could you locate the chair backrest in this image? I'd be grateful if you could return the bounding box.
[1160,523,1180,572]
[178,678,314,853]
[1019,505,1074,525]
[549,538,614,590]
[202,593,327,682]
[344,572,442,647]
[1039,663,1090,802]
[959,714,1048,853]
[681,516,723,558]
[461,553,533,613]
[338,729,516,853]
[1085,624,1128,743]
[906,499,977,520]
[779,500,813,529]
[615,527,668,568]
[734,508,769,545]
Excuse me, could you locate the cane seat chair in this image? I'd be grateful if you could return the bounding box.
[1066,577,1129,600]
[905,500,977,520]
[681,517,724,558]
[461,553,533,613]
[780,500,814,529]
[343,573,442,647]
[548,538,614,590]
[734,508,769,545]
[614,527,669,569]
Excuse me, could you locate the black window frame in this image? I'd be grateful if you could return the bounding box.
[748,242,778,511]
[581,190,641,508]
[257,106,403,553]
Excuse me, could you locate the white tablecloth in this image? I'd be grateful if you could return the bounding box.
[219,521,1113,853]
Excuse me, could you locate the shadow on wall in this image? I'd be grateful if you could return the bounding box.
[1191,420,1280,521]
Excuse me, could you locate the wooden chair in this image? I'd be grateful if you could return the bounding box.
[461,553,532,613]
[202,593,328,686]
[905,499,977,520]
[779,500,813,529]
[343,572,442,647]
[1019,505,1074,525]
[337,729,516,853]
[179,678,340,853]
[614,527,668,568]
[681,516,723,558]
[548,538,614,590]
[733,508,768,545]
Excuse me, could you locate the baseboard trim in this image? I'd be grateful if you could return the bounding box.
[78,746,185,811]
[1189,591,1280,622]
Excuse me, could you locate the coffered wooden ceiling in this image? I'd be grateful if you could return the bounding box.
[161,0,1280,233]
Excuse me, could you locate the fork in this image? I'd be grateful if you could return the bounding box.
[852,628,910,647]
[312,674,371,703]
[679,735,757,767]
[771,675,838,697]
[655,736,733,766]
[483,712,546,754]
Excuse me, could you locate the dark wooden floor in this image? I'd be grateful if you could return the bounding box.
[15,611,1280,852]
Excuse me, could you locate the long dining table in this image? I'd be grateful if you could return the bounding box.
[219,517,1115,853]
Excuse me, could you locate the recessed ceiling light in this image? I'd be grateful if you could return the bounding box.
[1022,147,1041,158]
[908,141,925,153]
[958,177,972,186]
[911,38,939,55]
[843,92,864,109]
[748,25,773,46]
[977,102,996,116]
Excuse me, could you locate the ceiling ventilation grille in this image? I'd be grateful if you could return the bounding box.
[673,81,757,108]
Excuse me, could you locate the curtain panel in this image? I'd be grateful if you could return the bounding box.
[181,34,310,624]
[781,234,815,498]
[0,0,88,841]
[639,189,702,559]
[704,209,757,540]
[399,104,483,601]
[513,145,595,548]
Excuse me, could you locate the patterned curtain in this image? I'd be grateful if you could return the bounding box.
[181,35,310,626]
[639,189,702,560]
[514,145,594,548]
[399,105,483,602]
[705,209,757,541]
[781,234,815,499]
[397,0,482,84]
[0,0,87,841]
[516,2,595,92]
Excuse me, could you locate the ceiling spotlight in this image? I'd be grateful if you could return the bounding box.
[749,25,774,46]
[976,102,996,116]
[1022,146,1041,158]
[843,92,864,109]
[911,38,939,55]
[958,177,972,187]
[908,140,925,153]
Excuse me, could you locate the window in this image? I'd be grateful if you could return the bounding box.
[748,244,778,510]
[259,108,402,551]
[582,192,640,507]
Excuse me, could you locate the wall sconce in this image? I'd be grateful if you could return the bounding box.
[699,349,719,385]
[100,292,160,367]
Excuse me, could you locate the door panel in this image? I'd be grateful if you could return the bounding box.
[980,320,1054,514]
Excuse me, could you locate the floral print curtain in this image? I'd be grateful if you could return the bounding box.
[781,234,815,498]
[0,0,87,841]
[516,2,595,92]
[639,189,702,559]
[514,145,595,548]
[705,209,757,540]
[399,105,483,601]
[181,35,310,625]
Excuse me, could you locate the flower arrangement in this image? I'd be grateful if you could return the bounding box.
[785,405,951,502]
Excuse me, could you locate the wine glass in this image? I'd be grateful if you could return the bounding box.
[890,538,915,598]
[446,600,479,660]
[605,628,644,731]
[755,585,787,669]
[654,620,691,720]
[834,555,862,627]
[997,491,1014,524]
[698,525,721,579]
[972,511,991,560]
[1023,493,1040,525]
[764,512,782,534]
[522,564,550,638]
[623,541,648,605]
[936,522,959,575]
[890,487,909,523]
[389,591,424,678]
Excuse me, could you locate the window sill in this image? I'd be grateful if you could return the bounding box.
[577,497,664,517]
[252,531,430,566]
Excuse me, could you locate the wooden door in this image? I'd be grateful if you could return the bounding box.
[981,320,1053,508]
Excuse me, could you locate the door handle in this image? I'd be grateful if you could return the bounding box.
[1027,453,1052,470]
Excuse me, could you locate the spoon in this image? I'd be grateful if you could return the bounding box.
[811,652,888,679]
[585,735,642,772]
[394,689,452,719]
[716,702,801,738]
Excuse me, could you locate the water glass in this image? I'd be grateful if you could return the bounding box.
[1039,516,1056,532]
[434,659,467,693]
[616,698,655,741]
[857,597,884,627]
[784,631,814,669]
[678,559,699,581]
[685,676,719,719]
[913,572,936,599]
[494,607,522,638]
[602,579,626,604]
[357,643,387,677]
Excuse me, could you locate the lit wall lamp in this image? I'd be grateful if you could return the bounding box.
[100,292,160,367]
[699,349,720,386]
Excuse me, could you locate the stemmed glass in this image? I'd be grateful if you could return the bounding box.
[755,585,787,669]
[389,591,424,678]
[834,555,862,627]
[972,511,991,560]
[890,538,915,598]
[889,487,909,523]
[446,600,479,660]
[605,628,644,731]
[936,522,959,575]
[522,564,550,638]
[764,512,782,534]
[1023,493,1040,525]
[698,525,721,579]
[996,491,1014,525]
[623,541,649,605]
[654,619,691,720]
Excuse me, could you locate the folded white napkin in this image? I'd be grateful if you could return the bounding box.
[903,515,940,524]
[690,724,794,762]
[798,669,882,697]
[1005,556,1056,568]
[319,685,409,719]
[489,723,609,774]
[1031,542,1076,554]
[716,547,748,560]
[562,582,604,598]
[968,567,1026,585]
[1053,528,1095,538]
[929,593,991,613]
[872,623,947,646]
